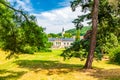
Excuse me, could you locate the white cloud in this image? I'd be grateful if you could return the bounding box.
[7,0,89,34]
[33,7,88,33]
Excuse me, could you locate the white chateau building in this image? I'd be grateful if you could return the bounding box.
[49,38,75,48]
[48,28,84,48]
[49,28,75,48]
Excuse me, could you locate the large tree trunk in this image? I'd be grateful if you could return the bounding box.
[84,0,99,69]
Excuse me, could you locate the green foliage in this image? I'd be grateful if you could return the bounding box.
[58,27,90,36]
[21,45,35,54]
[63,32,72,38]
[94,0,120,60]
[109,46,120,64]
[61,40,88,60]
[67,0,120,61]
[97,33,119,54]
[71,0,92,29]
[75,28,80,41]
[48,33,60,38]
[61,32,119,61]
[0,0,51,58]
[80,27,91,36]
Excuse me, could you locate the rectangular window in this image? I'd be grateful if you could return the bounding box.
[67,42,69,45]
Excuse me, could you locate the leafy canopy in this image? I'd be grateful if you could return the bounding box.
[0,0,51,58]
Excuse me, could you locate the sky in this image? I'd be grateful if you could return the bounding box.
[7,0,88,33]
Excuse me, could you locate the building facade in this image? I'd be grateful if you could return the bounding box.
[49,38,75,48]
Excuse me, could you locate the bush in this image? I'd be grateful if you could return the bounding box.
[61,40,88,60]
[20,45,35,54]
[109,46,120,64]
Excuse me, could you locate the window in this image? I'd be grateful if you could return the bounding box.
[56,42,61,46]
[64,43,66,45]
[67,42,69,45]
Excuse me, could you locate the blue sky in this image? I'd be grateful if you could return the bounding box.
[30,0,70,13]
[8,0,88,33]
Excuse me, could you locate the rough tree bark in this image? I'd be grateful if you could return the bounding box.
[84,0,99,69]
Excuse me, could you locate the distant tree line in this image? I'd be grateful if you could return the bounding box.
[48,27,90,38]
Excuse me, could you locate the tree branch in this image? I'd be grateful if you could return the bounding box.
[0,1,30,23]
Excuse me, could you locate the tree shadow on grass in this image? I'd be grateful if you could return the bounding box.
[88,68,120,80]
[107,61,120,66]
[0,69,26,80]
[14,60,83,75]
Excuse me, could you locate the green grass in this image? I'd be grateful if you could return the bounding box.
[0,49,120,80]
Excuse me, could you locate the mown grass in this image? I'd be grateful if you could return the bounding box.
[0,49,120,80]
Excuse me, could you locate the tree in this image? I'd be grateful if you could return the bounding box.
[72,15,84,41]
[84,0,99,69]
[71,0,99,69]
[0,0,50,58]
[96,0,120,55]
[70,0,119,69]
[48,33,59,38]
[63,32,72,38]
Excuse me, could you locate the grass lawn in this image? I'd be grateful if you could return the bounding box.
[0,49,120,80]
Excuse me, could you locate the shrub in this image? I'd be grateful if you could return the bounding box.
[20,45,35,54]
[109,46,120,64]
[61,40,88,60]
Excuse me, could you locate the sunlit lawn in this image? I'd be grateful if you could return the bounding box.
[0,49,120,80]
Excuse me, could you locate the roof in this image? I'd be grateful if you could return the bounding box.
[49,38,75,42]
